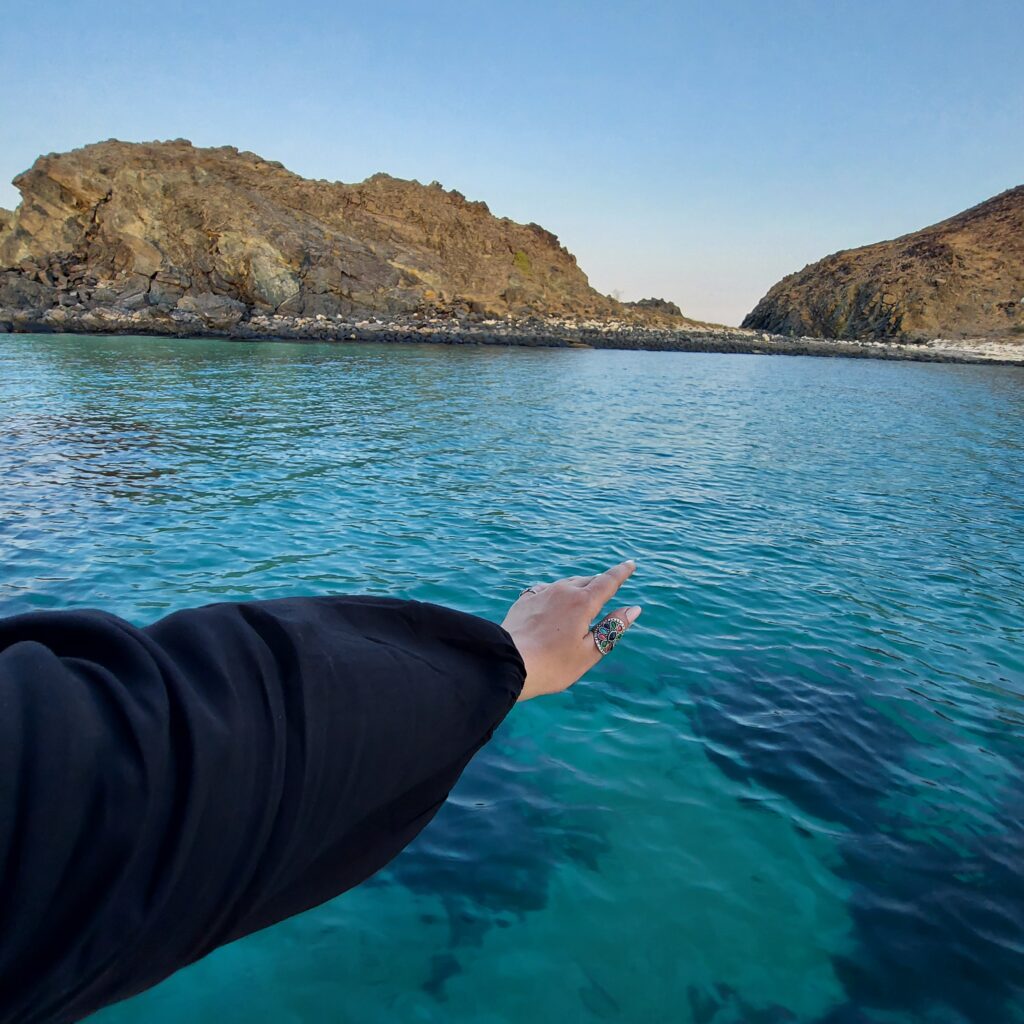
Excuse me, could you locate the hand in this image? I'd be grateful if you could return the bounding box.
[501,560,642,701]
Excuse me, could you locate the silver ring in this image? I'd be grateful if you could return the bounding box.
[592,616,627,656]
[519,586,537,598]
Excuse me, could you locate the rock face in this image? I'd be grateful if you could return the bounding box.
[0,138,631,325]
[625,297,684,317]
[743,186,1024,340]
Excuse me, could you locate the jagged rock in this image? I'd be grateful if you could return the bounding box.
[743,186,1024,340]
[113,275,152,311]
[626,297,684,317]
[0,139,630,322]
[0,271,55,310]
[175,291,246,328]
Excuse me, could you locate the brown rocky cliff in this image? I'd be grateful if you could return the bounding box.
[0,139,640,324]
[742,186,1024,340]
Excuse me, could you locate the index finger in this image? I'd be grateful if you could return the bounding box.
[584,559,637,609]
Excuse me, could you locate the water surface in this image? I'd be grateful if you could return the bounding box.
[1,335,1022,1023]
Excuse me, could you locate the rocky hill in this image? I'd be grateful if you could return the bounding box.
[743,186,1024,340]
[0,139,684,331]
[3,140,1020,364]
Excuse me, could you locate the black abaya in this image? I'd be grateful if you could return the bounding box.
[0,595,526,1023]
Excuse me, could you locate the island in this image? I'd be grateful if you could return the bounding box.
[1,140,1020,365]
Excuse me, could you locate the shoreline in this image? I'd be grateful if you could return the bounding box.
[2,307,1022,367]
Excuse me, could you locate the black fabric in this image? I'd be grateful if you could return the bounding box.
[0,595,525,1023]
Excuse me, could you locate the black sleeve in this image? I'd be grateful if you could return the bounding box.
[0,595,525,1024]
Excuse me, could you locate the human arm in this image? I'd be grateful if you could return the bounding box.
[0,595,524,1023]
[0,561,640,1023]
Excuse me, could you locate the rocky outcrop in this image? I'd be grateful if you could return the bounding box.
[625,297,684,317]
[743,186,1024,340]
[0,139,693,330]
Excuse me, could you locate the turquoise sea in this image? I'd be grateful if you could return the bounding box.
[2,334,1023,1024]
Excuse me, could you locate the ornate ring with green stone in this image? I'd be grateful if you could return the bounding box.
[592,616,627,656]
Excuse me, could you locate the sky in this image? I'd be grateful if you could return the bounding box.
[1,0,1021,326]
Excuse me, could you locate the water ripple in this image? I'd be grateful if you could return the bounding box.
[1,335,1022,1023]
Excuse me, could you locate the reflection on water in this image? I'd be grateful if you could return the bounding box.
[1,334,1022,1023]
[3,412,172,500]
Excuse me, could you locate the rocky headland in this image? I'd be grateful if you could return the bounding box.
[0,140,1020,365]
[744,185,1024,346]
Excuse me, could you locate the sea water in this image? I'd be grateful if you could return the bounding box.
[1,334,1022,1024]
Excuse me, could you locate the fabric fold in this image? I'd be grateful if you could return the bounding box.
[0,595,525,1023]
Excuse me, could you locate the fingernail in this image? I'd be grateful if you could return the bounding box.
[625,605,642,624]
[623,558,636,568]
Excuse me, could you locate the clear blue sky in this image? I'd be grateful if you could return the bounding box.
[2,0,1021,325]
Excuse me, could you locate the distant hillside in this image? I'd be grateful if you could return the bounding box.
[743,186,1024,340]
[0,139,694,327]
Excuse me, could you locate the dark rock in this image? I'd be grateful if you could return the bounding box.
[175,291,246,328]
[625,296,684,317]
[114,277,151,310]
[0,271,55,309]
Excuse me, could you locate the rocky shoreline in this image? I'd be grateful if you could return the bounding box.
[2,140,1020,367]
[2,303,1022,365]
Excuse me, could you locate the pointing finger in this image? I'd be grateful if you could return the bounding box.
[585,559,636,611]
